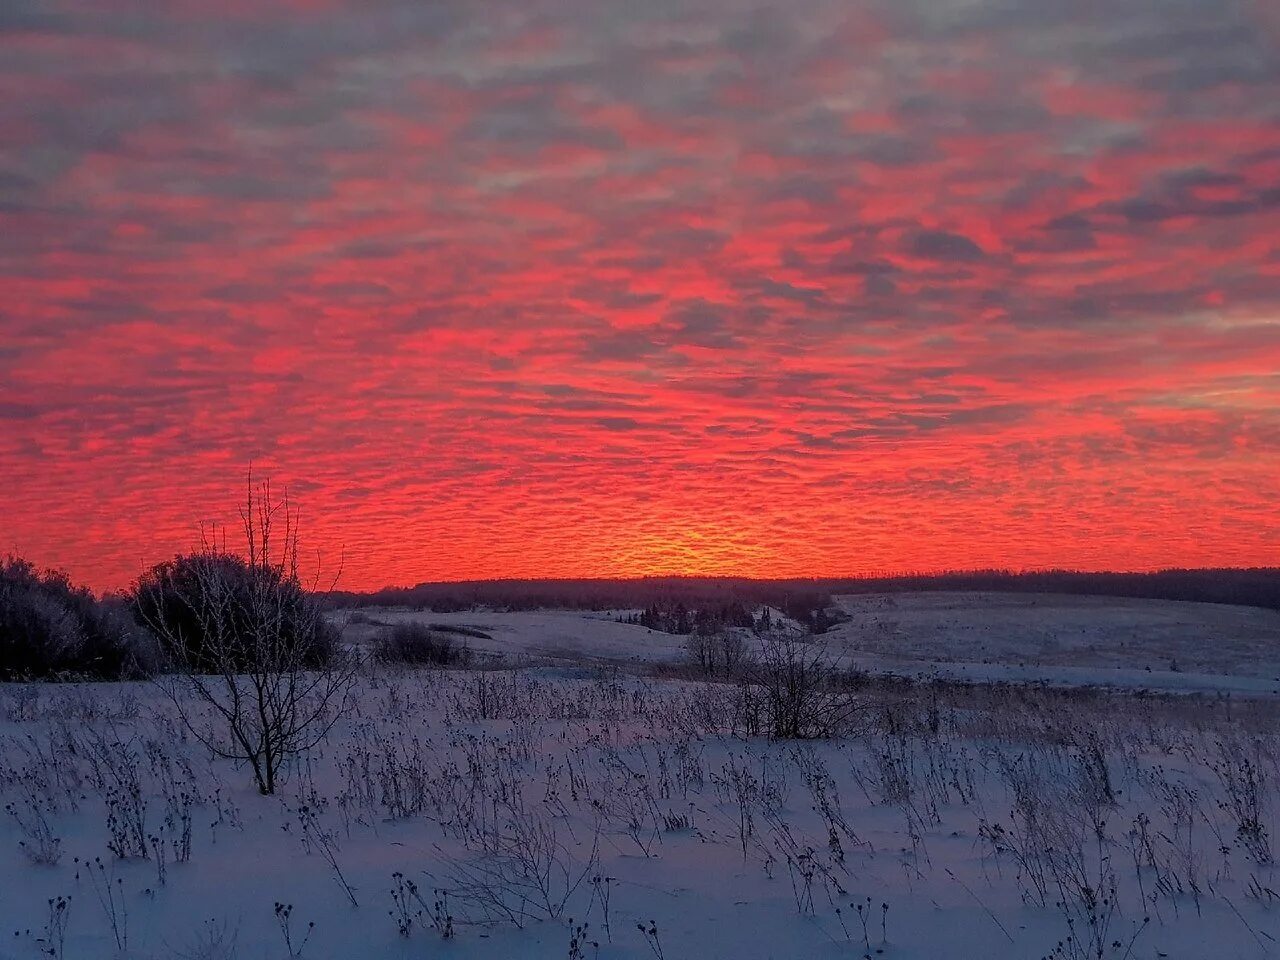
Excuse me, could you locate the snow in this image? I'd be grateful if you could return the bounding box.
[2,594,1279,959]
[341,608,688,665]
[342,592,1280,696]
[827,591,1280,679]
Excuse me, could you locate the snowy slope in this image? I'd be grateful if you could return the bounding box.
[825,591,1280,687]
[340,592,1280,696]
[340,607,687,665]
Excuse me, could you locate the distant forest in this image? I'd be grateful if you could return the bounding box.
[326,567,1280,627]
[328,577,846,633]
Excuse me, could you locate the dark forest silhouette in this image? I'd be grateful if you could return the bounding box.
[327,567,1280,621]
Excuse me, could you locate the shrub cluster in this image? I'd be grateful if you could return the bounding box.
[1,548,340,682]
[0,555,157,680]
[130,552,338,673]
[375,623,473,668]
[684,629,752,678]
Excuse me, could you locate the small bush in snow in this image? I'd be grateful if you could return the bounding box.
[751,633,859,740]
[375,623,473,668]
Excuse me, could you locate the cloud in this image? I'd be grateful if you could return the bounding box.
[1,0,1278,589]
[906,230,988,263]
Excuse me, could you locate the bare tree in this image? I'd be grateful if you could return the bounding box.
[718,629,750,678]
[684,632,717,676]
[134,473,356,795]
[685,628,754,680]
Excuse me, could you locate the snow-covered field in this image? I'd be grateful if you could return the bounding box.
[824,593,1280,697]
[340,608,688,667]
[342,592,1280,696]
[3,595,1280,960]
[830,593,1280,676]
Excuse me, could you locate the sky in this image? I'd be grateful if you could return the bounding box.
[2,0,1279,593]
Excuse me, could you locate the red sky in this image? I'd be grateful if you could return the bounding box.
[2,0,1279,593]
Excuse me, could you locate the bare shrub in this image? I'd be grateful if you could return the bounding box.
[718,630,751,677]
[753,633,858,739]
[375,623,472,668]
[4,798,62,864]
[132,555,336,675]
[685,629,752,679]
[437,800,600,927]
[133,474,357,795]
[683,631,717,677]
[1212,737,1272,864]
[172,919,239,960]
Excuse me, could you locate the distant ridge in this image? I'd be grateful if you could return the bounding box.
[327,567,1280,615]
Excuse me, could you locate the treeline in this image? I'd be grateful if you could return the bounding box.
[622,601,756,635]
[826,568,1280,611]
[621,600,849,637]
[327,577,846,634]
[1,550,336,682]
[0,556,161,680]
[624,601,855,640]
[328,568,1280,619]
[327,576,837,614]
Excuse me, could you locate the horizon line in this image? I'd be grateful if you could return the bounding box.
[329,565,1280,596]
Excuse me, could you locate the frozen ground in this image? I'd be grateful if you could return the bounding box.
[3,595,1280,959]
[829,593,1280,675]
[826,593,1280,696]
[341,592,1280,695]
[2,670,1279,960]
[340,607,688,667]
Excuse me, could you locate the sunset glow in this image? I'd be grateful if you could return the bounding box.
[2,0,1279,591]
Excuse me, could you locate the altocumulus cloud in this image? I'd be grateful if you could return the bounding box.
[0,0,1278,589]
